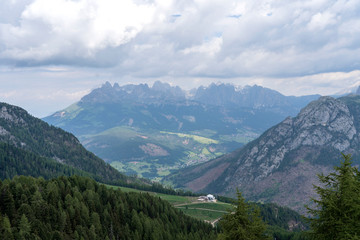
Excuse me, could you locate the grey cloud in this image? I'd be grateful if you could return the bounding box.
[1,0,360,79]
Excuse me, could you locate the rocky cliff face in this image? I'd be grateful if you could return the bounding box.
[167,95,360,213]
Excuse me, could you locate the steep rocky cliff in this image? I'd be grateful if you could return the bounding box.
[167,95,360,213]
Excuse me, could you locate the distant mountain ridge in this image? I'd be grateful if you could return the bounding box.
[80,81,319,111]
[166,95,360,213]
[44,81,320,179]
[192,83,319,111]
[81,81,186,104]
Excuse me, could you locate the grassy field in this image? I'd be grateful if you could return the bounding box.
[107,185,195,204]
[178,202,234,212]
[174,202,234,221]
[160,131,219,144]
[107,185,234,222]
[176,208,225,221]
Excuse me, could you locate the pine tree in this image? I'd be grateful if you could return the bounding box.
[218,190,270,240]
[307,153,360,239]
[1,215,14,240]
[18,214,31,240]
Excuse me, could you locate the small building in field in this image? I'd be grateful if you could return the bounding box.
[197,194,216,202]
[207,194,216,202]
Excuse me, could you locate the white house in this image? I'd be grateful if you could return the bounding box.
[197,194,216,202]
[207,194,216,202]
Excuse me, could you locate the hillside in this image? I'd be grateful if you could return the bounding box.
[0,102,127,183]
[44,82,319,179]
[0,142,95,180]
[166,95,360,213]
[0,175,216,240]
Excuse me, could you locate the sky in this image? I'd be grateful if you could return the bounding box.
[1,0,360,117]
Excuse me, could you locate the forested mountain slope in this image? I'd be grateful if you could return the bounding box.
[0,142,95,180]
[0,102,126,183]
[0,175,216,240]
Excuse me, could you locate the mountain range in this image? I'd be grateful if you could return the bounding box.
[166,94,360,213]
[44,81,320,179]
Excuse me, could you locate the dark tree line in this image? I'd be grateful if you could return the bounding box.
[0,102,126,183]
[0,142,94,181]
[0,175,216,240]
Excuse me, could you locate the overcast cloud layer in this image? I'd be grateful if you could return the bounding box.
[1,0,360,116]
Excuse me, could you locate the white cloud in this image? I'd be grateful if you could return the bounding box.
[181,36,223,56]
[2,0,360,77]
[308,11,337,30]
[0,0,155,62]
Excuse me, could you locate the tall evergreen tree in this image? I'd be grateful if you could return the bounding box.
[18,214,31,240]
[1,215,14,240]
[218,190,270,240]
[307,153,360,239]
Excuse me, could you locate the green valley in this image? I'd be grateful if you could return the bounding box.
[83,126,238,179]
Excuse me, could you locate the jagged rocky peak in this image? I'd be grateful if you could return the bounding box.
[251,97,356,171]
[192,82,316,109]
[242,96,358,180]
[295,96,356,137]
[80,81,124,103]
[152,81,172,91]
[193,83,242,107]
[0,103,27,125]
[102,81,112,89]
[80,81,187,104]
[151,81,185,98]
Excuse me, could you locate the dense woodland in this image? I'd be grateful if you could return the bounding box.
[0,142,94,180]
[0,103,126,183]
[0,175,216,240]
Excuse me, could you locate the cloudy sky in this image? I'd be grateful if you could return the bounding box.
[1,0,360,117]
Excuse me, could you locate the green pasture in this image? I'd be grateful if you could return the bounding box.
[106,184,234,222]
